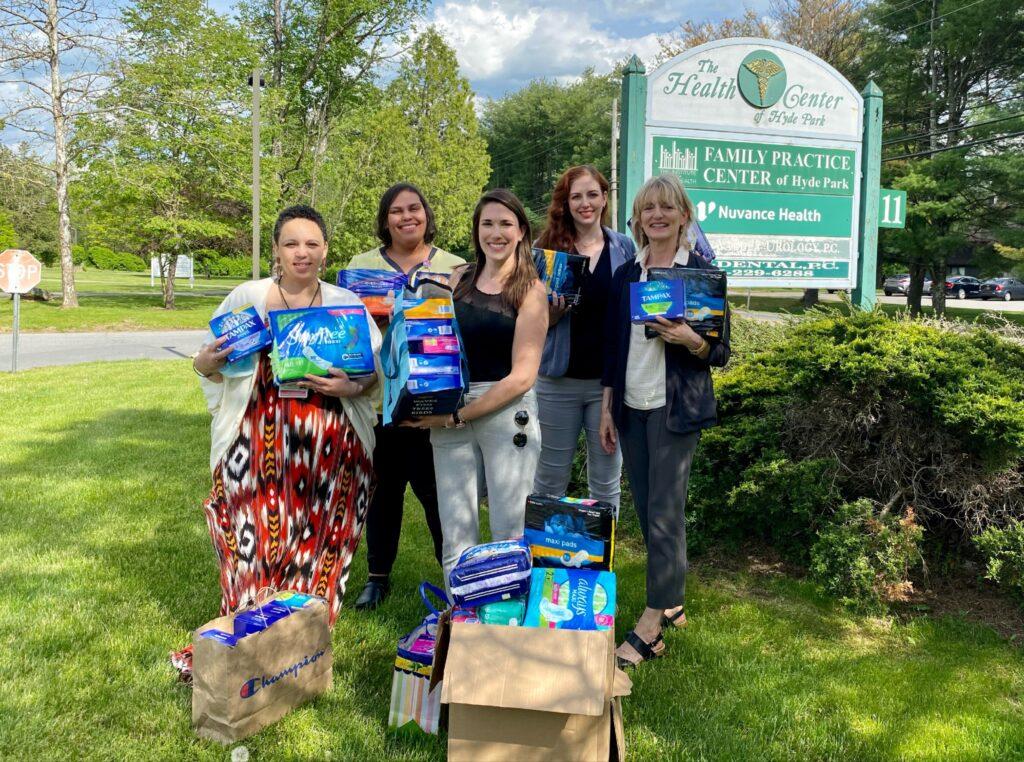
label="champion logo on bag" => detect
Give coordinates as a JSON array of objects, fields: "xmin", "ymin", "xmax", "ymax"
[{"xmin": 239, "ymin": 649, "xmax": 326, "ymax": 699}]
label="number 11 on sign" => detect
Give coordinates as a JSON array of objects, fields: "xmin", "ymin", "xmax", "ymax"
[{"xmin": 879, "ymin": 189, "xmax": 907, "ymax": 229}]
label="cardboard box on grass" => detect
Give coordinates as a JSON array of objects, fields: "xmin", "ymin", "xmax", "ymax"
[
  {"xmin": 192, "ymin": 592, "xmax": 332, "ymax": 744},
  {"xmin": 433, "ymin": 618, "xmax": 631, "ymax": 761}
]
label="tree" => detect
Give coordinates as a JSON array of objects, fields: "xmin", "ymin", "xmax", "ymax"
[
  {"xmin": 0, "ymin": 0, "xmax": 116, "ymax": 306},
  {"xmin": 386, "ymin": 28, "xmax": 490, "ymax": 250},
  {"xmin": 0, "ymin": 210, "xmax": 18, "ymax": 251},
  {"xmin": 0, "ymin": 145, "xmax": 60, "ymax": 264},
  {"xmin": 657, "ymin": 9, "xmax": 774, "ymax": 65},
  {"xmin": 482, "ymin": 70, "xmax": 619, "ymax": 221},
  {"xmin": 867, "ymin": 0, "xmax": 1024, "ymax": 315},
  {"xmin": 77, "ymin": 0, "xmax": 253, "ymax": 309}
]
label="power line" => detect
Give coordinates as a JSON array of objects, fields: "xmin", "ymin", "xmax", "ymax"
[
  {"xmin": 883, "ymin": 111, "xmax": 1024, "ymax": 146},
  {"xmin": 883, "ymin": 128, "xmax": 1024, "ymax": 161},
  {"xmin": 874, "ymin": 0, "xmax": 931, "ymax": 22},
  {"xmin": 898, "ymin": 0, "xmax": 991, "ymax": 33},
  {"xmin": 488, "ymin": 134, "xmax": 576, "ymax": 167}
]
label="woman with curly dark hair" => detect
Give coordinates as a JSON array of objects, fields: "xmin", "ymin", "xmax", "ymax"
[{"xmin": 532, "ymin": 165, "xmax": 635, "ymax": 510}]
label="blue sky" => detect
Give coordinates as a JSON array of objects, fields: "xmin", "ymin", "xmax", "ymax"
[{"xmin": 428, "ymin": 0, "xmax": 771, "ymax": 99}]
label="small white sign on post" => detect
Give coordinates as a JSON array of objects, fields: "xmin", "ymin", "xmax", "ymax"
[
  {"xmin": 151, "ymin": 254, "xmax": 196, "ymax": 288},
  {"xmin": 0, "ymin": 248, "xmax": 43, "ymax": 372}
]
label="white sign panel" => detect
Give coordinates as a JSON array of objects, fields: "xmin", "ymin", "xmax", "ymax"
[
  {"xmin": 150, "ymin": 254, "xmax": 195, "ymax": 287},
  {"xmin": 644, "ymin": 38, "xmax": 864, "ymax": 288}
]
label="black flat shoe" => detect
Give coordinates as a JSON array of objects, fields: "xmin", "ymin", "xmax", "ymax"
[{"xmin": 354, "ymin": 578, "xmax": 390, "ymax": 610}]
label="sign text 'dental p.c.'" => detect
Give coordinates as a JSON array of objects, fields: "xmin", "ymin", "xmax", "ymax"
[{"xmin": 644, "ymin": 39, "xmax": 864, "ymax": 289}]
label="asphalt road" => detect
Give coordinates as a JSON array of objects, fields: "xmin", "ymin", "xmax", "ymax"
[{"xmin": 0, "ymin": 330, "xmax": 206, "ymax": 372}]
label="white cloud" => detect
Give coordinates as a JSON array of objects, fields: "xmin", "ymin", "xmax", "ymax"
[{"xmin": 432, "ymin": 0, "xmax": 662, "ymax": 97}]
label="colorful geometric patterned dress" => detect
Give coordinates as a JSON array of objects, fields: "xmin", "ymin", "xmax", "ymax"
[{"xmin": 172, "ymin": 353, "xmax": 374, "ymax": 679}]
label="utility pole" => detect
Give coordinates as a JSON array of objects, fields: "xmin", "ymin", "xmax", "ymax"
[
  {"xmin": 251, "ymin": 68, "xmax": 262, "ymax": 280},
  {"xmin": 610, "ymin": 98, "xmax": 619, "ymax": 231}
]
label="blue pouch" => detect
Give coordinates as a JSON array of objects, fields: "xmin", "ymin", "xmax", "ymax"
[
  {"xmin": 448, "ymin": 539, "xmax": 532, "ymax": 608},
  {"xmin": 396, "ymin": 582, "xmax": 451, "ymax": 669},
  {"xmin": 524, "ymin": 568, "xmax": 616, "ymax": 631}
]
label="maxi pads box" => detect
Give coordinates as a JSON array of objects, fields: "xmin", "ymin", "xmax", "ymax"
[
  {"xmin": 524, "ymin": 494, "xmax": 616, "ymax": 571},
  {"xmin": 434, "ymin": 622, "xmax": 630, "ymax": 761}
]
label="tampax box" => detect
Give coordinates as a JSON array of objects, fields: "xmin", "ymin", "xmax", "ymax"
[
  {"xmin": 209, "ymin": 303, "xmax": 272, "ymax": 363},
  {"xmin": 629, "ymin": 279, "xmax": 686, "ymax": 323},
  {"xmin": 524, "ymin": 494, "xmax": 616, "ymax": 571},
  {"xmin": 268, "ymin": 305, "xmax": 375, "ymax": 383},
  {"xmin": 648, "ymin": 266, "xmax": 727, "ymax": 338},
  {"xmin": 534, "ymin": 248, "xmax": 588, "ymax": 306},
  {"xmin": 434, "ymin": 620, "xmax": 630, "ymax": 761}
]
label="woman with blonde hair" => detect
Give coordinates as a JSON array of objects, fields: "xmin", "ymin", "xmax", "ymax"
[{"xmin": 599, "ymin": 174, "xmax": 730, "ymax": 667}]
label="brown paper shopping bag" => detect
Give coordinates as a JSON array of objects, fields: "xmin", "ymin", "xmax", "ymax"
[{"xmin": 192, "ymin": 592, "xmax": 332, "ymax": 744}]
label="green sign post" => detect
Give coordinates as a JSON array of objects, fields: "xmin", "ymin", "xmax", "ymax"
[{"xmin": 619, "ymin": 39, "xmax": 890, "ymax": 307}]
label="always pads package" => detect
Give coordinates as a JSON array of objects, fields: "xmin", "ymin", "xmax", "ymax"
[
  {"xmin": 268, "ymin": 306, "xmax": 375, "ymax": 383},
  {"xmin": 209, "ymin": 303, "xmax": 272, "ymax": 363},
  {"xmin": 629, "ymin": 279, "xmax": 686, "ymax": 323},
  {"xmin": 524, "ymin": 494, "xmax": 616, "ymax": 571},
  {"xmin": 648, "ymin": 267, "xmax": 727, "ymax": 338},
  {"xmin": 524, "ymin": 568, "xmax": 616, "ymax": 631},
  {"xmin": 533, "ymin": 248, "xmax": 587, "ymax": 306},
  {"xmin": 448, "ymin": 539, "xmax": 532, "ymax": 608},
  {"xmin": 336, "ymin": 268, "xmax": 406, "ymax": 318}
]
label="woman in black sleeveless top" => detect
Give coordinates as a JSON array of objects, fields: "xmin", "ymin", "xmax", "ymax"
[{"xmin": 405, "ymin": 189, "xmax": 548, "ymax": 585}]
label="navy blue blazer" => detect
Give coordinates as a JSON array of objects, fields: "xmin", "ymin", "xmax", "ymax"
[{"xmin": 601, "ymin": 252, "xmax": 730, "ymax": 434}]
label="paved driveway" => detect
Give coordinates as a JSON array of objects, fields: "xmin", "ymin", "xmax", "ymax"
[{"xmin": 0, "ymin": 330, "xmax": 206, "ymax": 371}]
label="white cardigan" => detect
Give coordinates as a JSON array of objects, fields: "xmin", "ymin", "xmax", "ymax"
[{"xmin": 198, "ymin": 278, "xmax": 382, "ymax": 472}]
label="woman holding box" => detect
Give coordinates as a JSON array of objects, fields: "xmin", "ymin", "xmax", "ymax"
[
  {"xmin": 346, "ymin": 183, "xmax": 465, "ymax": 611},
  {"xmin": 599, "ymin": 174, "xmax": 730, "ymax": 667},
  {"xmin": 405, "ymin": 189, "xmax": 548, "ymax": 585},
  {"xmin": 172, "ymin": 205, "xmax": 381, "ymax": 680},
  {"xmin": 533, "ymin": 165, "xmax": 635, "ymax": 509}
]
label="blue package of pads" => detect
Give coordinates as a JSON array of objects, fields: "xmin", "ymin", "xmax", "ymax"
[
  {"xmin": 405, "ymin": 319, "xmax": 455, "ymax": 338},
  {"xmin": 448, "ymin": 538, "xmax": 532, "ymax": 607},
  {"xmin": 268, "ymin": 305, "xmax": 375, "ymax": 383},
  {"xmin": 524, "ymin": 568, "xmax": 616, "ymax": 631},
  {"xmin": 198, "ymin": 628, "xmax": 240, "ymax": 647},
  {"xmin": 629, "ymin": 280, "xmax": 686, "ymax": 323},
  {"xmin": 406, "ymin": 374, "xmax": 462, "ymax": 394},
  {"xmin": 533, "ymin": 248, "xmax": 587, "ymax": 305},
  {"xmin": 648, "ymin": 267, "xmax": 727, "ymax": 339},
  {"xmin": 524, "ymin": 494, "xmax": 616, "ymax": 571},
  {"xmin": 408, "ymin": 354, "xmax": 461, "ymax": 376},
  {"xmin": 209, "ymin": 303, "xmax": 272, "ymax": 363},
  {"xmin": 337, "ymin": 268, "xmax": 407, "ymax": 319}
]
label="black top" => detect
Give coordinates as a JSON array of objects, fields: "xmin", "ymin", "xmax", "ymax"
[
  {"xmin": 455, "ymin": 286, "xmax": 517, "ymax": 383},
  {"xmin": 565, "ymin": 236, "xmax": 612, "ymax": 380},
  {"xmin": 601, "ymin": 253, "xmax": 731, "ymax": 434}
]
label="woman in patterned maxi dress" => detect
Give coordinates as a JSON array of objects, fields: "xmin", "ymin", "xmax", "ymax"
[{"xmin": 173, "ymin": 205, "xmax": 381, "ymax": 680}]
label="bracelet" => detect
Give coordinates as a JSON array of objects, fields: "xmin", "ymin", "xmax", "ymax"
[{"xmin": 192, "ymin": 358, "xmax": 212, "ymax": 379}]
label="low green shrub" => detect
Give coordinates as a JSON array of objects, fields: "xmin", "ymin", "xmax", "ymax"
[
  {"xmin": 810, "ymin": 499, "xmax": 923, "ymax": 612},
  {"xmin": 87, "ymin": 246, "xmax": 146, "ymax": 271},
  {"xmin": 975, "ymin": 521, "xmax": 1024, "ymax": 603}
]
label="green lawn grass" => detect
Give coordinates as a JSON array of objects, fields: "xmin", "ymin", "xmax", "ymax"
[{"xmin": 1, "ymin": 361, "xmax": 1023, "ymax": 759}]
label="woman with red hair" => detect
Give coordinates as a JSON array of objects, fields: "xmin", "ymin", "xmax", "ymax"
[{"xmin": 532, "ymin": 165, "xmax": 636, "ymax": 509}]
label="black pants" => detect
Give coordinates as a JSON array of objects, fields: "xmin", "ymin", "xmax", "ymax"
[
  {"xmin": 365, "ymin": 420, "xmax": 443, "ymax": 577},
  {"xmin": 619, "ymin": 405, "xmax": 700, "ymax": 610}
]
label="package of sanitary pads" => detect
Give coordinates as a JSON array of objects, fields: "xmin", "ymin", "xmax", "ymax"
[
  {"xmin": 448, "ymin": 539, "xmax": 532, "ymax": 608},
  {"xmin": 209, "ymin": 303, "xmax": 272, "ymax": 363},
  {"xmin": 337, "ymin": 268, "xmax": 407, "ymax": 318},
  {"xmin": 629, "ymin": 279, "xmax": 686, "ymax": 323},
  {"xmin": 647, "ymin": 266, "xmax": 727, "ymax": 339},
  {"xmin": 533, "ymin": 248, "xmax": 587, "ymax": 306},
  {"xmin": 524, "ymin": 568, "xmax": 616, "ymax": 631},
  {"xmin": 268, "ymin": 306, "xmax": 375, "ymax": 383},
  {"xmin": 524, "ymin": 494, "xmax": 616, "ymax": 571}
]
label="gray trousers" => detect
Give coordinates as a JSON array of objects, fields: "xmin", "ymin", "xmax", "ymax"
[
  {"xmin": 619, "ymin": 405, "xmax": 700, "ymax": 610},
  {"xmin": 533, "ymin": 375, "xmax": 622, "ymax": 508},
  {"xmin": 431, "ymin": 382, "xmax": 541, "ymax": 584}
]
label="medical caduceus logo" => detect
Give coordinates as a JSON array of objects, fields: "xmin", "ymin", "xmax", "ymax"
[{"xmin": 737, "ymin": 50, "xmax": 787, "ymax": 109}]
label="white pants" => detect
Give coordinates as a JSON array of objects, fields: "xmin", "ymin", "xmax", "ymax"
[{"xmin": 431, "ymin": 382, "xmax": 541, "ymax": 584}]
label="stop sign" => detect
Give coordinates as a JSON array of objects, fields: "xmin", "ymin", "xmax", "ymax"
[{"xmin": 0, "ymin": 249, "xmax": 42, "ymax": 294}]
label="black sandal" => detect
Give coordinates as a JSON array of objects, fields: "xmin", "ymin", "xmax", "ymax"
[
  {"xmin": 662, "ymin": 608, "xmax": 687, "ymax": 629},
  {"xmin": 616, "ymin": 630, "xmax": 665, "ymax": 669}
]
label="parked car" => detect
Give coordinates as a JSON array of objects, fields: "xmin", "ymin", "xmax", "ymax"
[
  {"xmin": 944, "ymin": 275, "xmax": 983, "ymax": 299},
  {"xmin": 883, "ymin": 274, "xmax": 910, "ymax": 296},
  {"xmin": 922, "ymin": 278, "xmax": 933, "ymax": 296},
  {"xmin": 979, "ymin": 277, "xmax": 1024, "ymax": 302}
]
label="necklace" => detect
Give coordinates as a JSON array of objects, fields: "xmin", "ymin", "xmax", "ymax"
[{"xmin": 277, "ymin": 279, "xmax": 321, "ymax": 309}]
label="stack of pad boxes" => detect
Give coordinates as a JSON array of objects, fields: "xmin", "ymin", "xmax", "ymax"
[{"xmin": 436, "ymin": 494, "xmax": 627, "ymax": 761}]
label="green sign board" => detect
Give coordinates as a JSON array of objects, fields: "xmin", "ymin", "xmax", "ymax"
[
  {"xmin": 715, "ymin": 258, "xmax": 850, "ymax": 280},
  {"xmin": 653, "ymin": 137, "xmax": 855, "ymax": 196},
  {"xmin": 878, "ymin": 188, "xmax": 906, "ymax": 228},
  {"xmin": 687, "ymin": 189, "xmax": 853, "ymax": 237}
]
